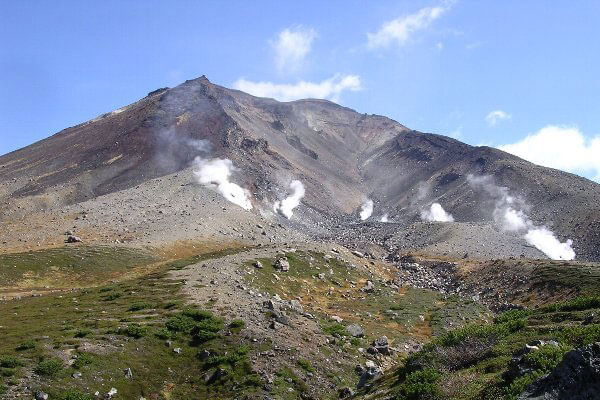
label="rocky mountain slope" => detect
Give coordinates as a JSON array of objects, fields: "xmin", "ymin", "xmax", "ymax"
[{"xmin": 1, "ymin": 76, "xmax": 599, "ymax": 260}]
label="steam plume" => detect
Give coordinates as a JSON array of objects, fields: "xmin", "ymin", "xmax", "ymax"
[
  {"xmin": 467, "ymin": 174, "xmax": 575, "ymax": 260},
  {"xmin": 420, "ymin": 202, "xmax": 454, "ymax": 222},
  {"xmin": 525, "ymin": 228, "xmax": 575, "ymax": 261},
  {"xmin": 194, "ymin": 158, "xmax": 253, "ymax": 210},
  {"xmin": 359, "ymin": 199, "xmax": 374, "ymax": 220},
  {"xmin": 274, "ymin": 180, "xmax": 305, "ymax": 219}
]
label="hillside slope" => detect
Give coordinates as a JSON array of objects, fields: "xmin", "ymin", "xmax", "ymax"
[{"xmin": 1, "ymin": 76, "xmax": 599, "ymax": 260}]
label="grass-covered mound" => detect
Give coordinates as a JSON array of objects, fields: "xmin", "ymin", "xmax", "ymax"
[{"xmin": 357, "ymin": 296, "xmax": 600, "ymax": 400}]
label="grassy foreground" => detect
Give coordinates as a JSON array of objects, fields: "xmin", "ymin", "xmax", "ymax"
[
  {"xmin": 0, "ymin": 246, "xmax": 260, "ymax": 399},
  {"xmin": 356, "ymin": 296, "xmax": 600, "ymax": 400}
]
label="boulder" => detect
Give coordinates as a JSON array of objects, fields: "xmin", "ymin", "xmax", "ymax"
[
  {"xmin": 289, "ymin": 300, "xmax": 304, "ymax": 313},
  {"xmin": 361, "ymin": 281, "xmax": 375, "ymax": 293},
  {"xmin": 275, "ymin": 258, "xmax": 290, "ymax": 272},
  {"xmin": 35, "ymin": 392, "xmax": 49, "ymax": 400},
  {"xmin": 66, "ymin": 235, "xmax": 82, "ymax": 243},
  {"xmin": 519, "ymin": 342, "xmax": 600, "ymax": 400},
  {"xmin": 346, "ymin": 323, "xmax": 364, "ymax": 338}
]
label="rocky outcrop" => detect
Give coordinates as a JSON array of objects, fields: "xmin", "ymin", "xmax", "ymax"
[{"xmin": 519, "ymin": 342, "xmax": 600, "ymax": 400}]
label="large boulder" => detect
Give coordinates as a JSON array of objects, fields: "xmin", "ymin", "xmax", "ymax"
[
  {"xmin": 519, "ymin": 342, "xmax": 600, "ymax": 400},
  {"xmin": 346, "ymin": 323, "xmax": 364, "ymax": 338}
]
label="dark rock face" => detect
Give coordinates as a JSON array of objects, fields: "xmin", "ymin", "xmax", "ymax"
[{"xmin": 519, "ymin": 342, "xmax": 600, "ymax": 400}]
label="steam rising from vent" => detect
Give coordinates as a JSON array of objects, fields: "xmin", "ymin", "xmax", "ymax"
[
  {"xmin": 193, "ymin": 158, "xmax": 253, "ymax": 210},
  {"xmin": 420, "ymin": 203, "xmax": 454, "ymax": 222},
  {"xmin": 274, "ymin": 180, "xmax": 305, "ymax": 219},
  {"xmin": 380, "ymin": 214, "xmax": 389, "ymax": 223},
  {"xmin": 525, "ymin": 228, "xmax": 575, "ymax": 261},
  {"xmin": 359, "ymin": 199, "xmax": 374, "ymax": 220},
  {"xmin": 467, "ymin": 174, "xmax": 575, "ymax": 260}
]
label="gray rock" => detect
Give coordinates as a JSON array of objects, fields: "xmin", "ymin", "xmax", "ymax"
[
  {"xmin": 357, "ymin": 360, "xmax": 382, "ymax": 388},
  {"xmin": 346, "ymin": 323, "xmax": 364, "ymax": 338},
  {"xmin": 124, "ymin": 367, "xmax": 133, "ymax": 378},
  {"xmin": 173, "ymin": 347, "xmax": 182, "ymax": 354},
  {"xmin": 253, "ymin": 260, "xmax": 264, "ymax": 269},
  {"xmin": 289, "ymin": 300, "xmax": 304, "ymax": 313},
  {"xmin": 275, "ymin": 258, "xmax": 290, "ymax": 272},
  {"xmin": 372, "ymin": 336, "xmax": 391, "ymax": 355},
  {"xmin": 198, "ymin": 349, "xmax": 211, "ymax": 360},
  {"xmin": 104, "ymin": 388, "xmax": 118, "ymax": 399},
  {"xmin": 339, "ymin": 387, "xmax": 355, "ymax": 398},
  {"xmin": 519, "ymin": 342, "xmax": 600, "ymax": 400},
  {"xmin": 361, "ymin": 280, "xmax": 375, "ymax": 292},
  {"xmin": 35, "ymin": 392, "xmax": 49, "ymax": 400},
  {"xmin": 66, "ymin": 235, "xmax": 82, "ymax": 243},
  {"xmin": 331, "ymin": 315, "xmax": 343, "ymax": 323}
]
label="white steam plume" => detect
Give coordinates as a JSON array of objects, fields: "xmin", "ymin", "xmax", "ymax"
[
  {"xmin": 467, "ymin": 174, "xmax": 575, "ymax": 260},
  {"xmin": 194, "ymin": 158, "xmax": 253, "ymax": 210},
  {"xmin": 525, "ymin": 228, "xmax": 575, "ymax": 260},
  {"xmin": 359, "ymin": 199, "xmax": 374, "ymax": 220},
  {"xmin": 380, "ymin": 214, "xmax": 389, "ymax": 223},
  {"xmin": 274, "ymin": 180, "xmax": 305, "ymax": 219},
  {"xmin": 420, "ymin": 202, "xmax": 454, "ymax": 222}
]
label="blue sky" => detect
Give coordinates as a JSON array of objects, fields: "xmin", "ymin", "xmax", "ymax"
[{"xmin": 1, "ymin": 1, "xmax": 599, "ymax": 180}]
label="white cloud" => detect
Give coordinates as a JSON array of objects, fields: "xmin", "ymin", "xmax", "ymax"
[
  {"xmin": 272, "ymin": 26, "xmax": 317, "ymax": 73},
  {"xmin": 498, "ymin": 125, "xmax": 600, "ymax": 182},
  {"xmin": 367, "ymin": 4, "xmax": 450, "ymax": 49},
  {"xmin": 233, "ymin": 74, "xmax": 361, "ymax": 102},
  {"xmin": 485, "ymin": 110, "xmax": 511, "ymax": 126}
]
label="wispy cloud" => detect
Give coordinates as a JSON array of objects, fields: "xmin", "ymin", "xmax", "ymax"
[
  {"xmin": 498, "ymin": 125, "xmax": 600, "ymax": 182},
  {"xmin": 367, "ymin": 3, "xmax": 451, "ymax": 49},
  {"xmin": 485, "ymin": 110, "xmax": 512, "ymax": 126},
  {"xmin": 271, "ymin": 26, "xmax": 317, "ymax": 74},
  {"xmin": 233, "ymin": 74, "xmax": 361, "ymax": 102}
]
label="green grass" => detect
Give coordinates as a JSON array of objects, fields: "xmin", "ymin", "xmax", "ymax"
[
  {"xmin": 0, "ymin": 245, "xmax": 265, "ymax": 399},
  {"xmin": 363, "ymin": 296, "xmax": 600, "ymax": 400},
  {"xmin": 0, "ymin": 246, "xmax": 157, "ymax": 289},
  {"xmin": 34, "ymin": 358, "xmax": 64, "ymax": 376},
  {"xmin": 296, "ymin": 358, "xmax": 315, "ymax": 373}
]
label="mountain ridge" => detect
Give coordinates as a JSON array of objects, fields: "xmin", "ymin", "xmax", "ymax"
[{"xmin": 1, "ymin": 75, "xmax": 599, "ymax": 260}]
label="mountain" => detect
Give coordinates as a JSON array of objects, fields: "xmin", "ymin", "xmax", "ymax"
[
  {"xmin": 1, "ymin": 75, "xmax": 599, "ymax": 260},
  {"xmin": 1, "ymin": 76, "xmax": 600, "ymax": 400}
]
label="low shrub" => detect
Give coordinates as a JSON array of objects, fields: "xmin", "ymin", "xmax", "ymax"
[
  {"xmin": 322, "ymin": 322, "xmax": 348, "ymax": 337},
  {"xmin": 229, "ymin": 319, "xmax": 246, "ymax": 329},
  {"xmin": 396, "ymin": 368, "xmax": 441, "ymax": 400},
  {"xmin": 15, "ymin": 340, "xmax": 36, "ymax": 351},
  {"xmin": 35, "ymin": 358, "xmax": 64, "ymax": 376},
  {"xmin": 121, "ymin": 324, "xmax": 147, "ymax": 339},
  {"xmin": 0, "ymin": 356, "xmax": 23, "ymax": 369},
  {"xmin": 297, "ymin": 358, "xmax": 315, "ymax": 373},
  {"xmin": 72, "ymin": 352, "xmax": 94, "ymax": 369},
  {"xmin": 61, "ymin": 390, "xmax": 94, "ymax": 400},
  {"xmin": 128, "ymin": 301, "xmax": 153, "ymax": 311}
]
